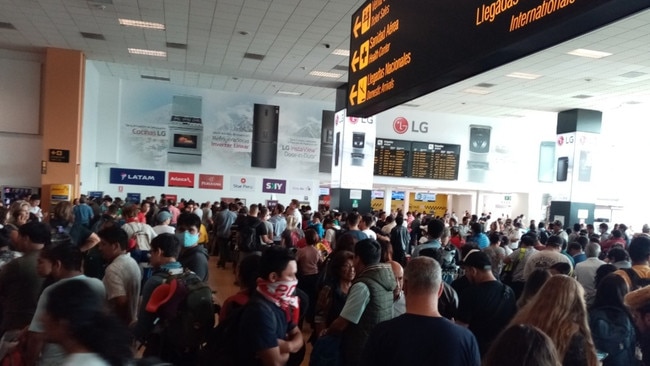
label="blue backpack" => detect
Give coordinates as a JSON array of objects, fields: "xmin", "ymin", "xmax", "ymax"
[{"xmin": 588, "ymin": 306, "xmax": 637, "ymax": 366}]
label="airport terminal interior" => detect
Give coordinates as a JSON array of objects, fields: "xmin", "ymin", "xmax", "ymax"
[{"xmin": 2, "ymin": 0, "xmax": 650, "ymax": 365}]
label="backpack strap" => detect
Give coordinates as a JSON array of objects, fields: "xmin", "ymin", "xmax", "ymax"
[{"xmin": 623, "ymin": 268, "xmax": 641, "ymax": 289}]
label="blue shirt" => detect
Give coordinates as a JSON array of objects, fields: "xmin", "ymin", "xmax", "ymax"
[
  {"xmin": 412, "ymin": 239, "xmax": 442, "ymax": 257},
  {"xmin": 73, "ymin": 204, "xmax": 94, "ymax": 225},
  {"xmin": 268, "ymin": 215, "xmax": 287, "ymax": 242},
  {"xmin": 468, "ymin": 233, "xmax": 490, "ymax": 249}
]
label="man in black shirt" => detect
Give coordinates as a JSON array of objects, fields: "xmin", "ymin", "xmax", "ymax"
[
  {"xmin": 456, "ymin": 250, "xmax": 516, "ymax": 356},
  {"xmin": 361, "ymin": 256, "xmax": 480, "ymax": 366}
]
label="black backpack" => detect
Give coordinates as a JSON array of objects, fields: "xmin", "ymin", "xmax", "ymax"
[
  {"xmin": 623, "ymin": 268, "xmax": 650, "ymax": 291},
  {"xmin": 238, "ymin": 220, "xmax": 262, "ymax": 252},
  {"xmin": 589, "ymin": 306, "xmax": 637, "ymax": 366},
  {"xmin": 199, "ymin": 297, "xmax": 271, "ymax": 366}
]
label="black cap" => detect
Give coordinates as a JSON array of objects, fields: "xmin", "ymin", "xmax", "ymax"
[{"xmin": 459, "ymin": 250, "xmax": 492, "ymax": 271}]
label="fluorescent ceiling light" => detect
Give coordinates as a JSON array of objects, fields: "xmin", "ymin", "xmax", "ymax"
[
  {"xmin": 567, "ymin": 48, "xmax": 612, "ymax": 59},
  {"xmin": 506, "ymin": 72, "xmax": 542, "ymax": 80},
  {"xmin": 277, "ymin": 90, "xmax": 303, "ymax": 96},
  {"xmin": 309, "ymin": 71, "xmax": 342, "ymax": 78},
  {"xmin": 463, "ymin": 88, "xmax": 491, "ymax": 95},
  {"xmin": 128, "ymin": 48, "xmax": 167, "ymax": 57},
  {"xmin": 119, "ymin": 19, "xmax": 165, "ymax": 30},
  {"xmin": 331, "ymin": 49, "xmax": 350, "ymax": 56}
]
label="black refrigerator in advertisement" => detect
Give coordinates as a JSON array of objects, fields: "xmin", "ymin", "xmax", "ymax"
[
  {"xmin": 251, "ymin": 104, "xmax": 279, "ymax": 169},
  {"xmin": 319, "ymin": 110, "xmax": 335, "ymax": 173}
]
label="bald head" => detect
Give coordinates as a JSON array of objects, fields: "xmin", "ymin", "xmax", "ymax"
[{"xmin": 404, "ymin": 256, "xmax": 442, "ymax": 295}]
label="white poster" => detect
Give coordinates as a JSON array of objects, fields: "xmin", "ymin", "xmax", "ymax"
[
  {"xmin": 230, "ymin": 175, "xmax": 257, "ymax": 192},
  {"xmin": 287, "ymin": 180, "xmax": 316, "ymax": 196},
  {"xmin": 554, "ymin": 132, "xmax": 575, "ymax": 202},
  {"xmin": 210, "ymin": 130, "xmax": 252, "ymax": 153},
  {"xmin": 570, "ymin": 132, "xmax": 598, "ymax": 203},
  {"xmin": 339, "ymin": 110, "xmax": 376, "ymax": 190},
  {"xmin": 279, "ymin": 136, "xmax": 320, "ymax": 163}
]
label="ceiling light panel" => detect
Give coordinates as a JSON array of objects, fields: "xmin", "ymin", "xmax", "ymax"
[
  {"xmin": 119, "ymin": 19, "xmax": 165, "ymax": 30},
  {"xmin": 331, "ymin": 49, "xmax": 350, "ymax": 56},
  {"xmin": 567, "ymin": 48, "xmax": 612, "ymax": 59},
  {"xmin": 506, "ymin": 72, "xmax": 542, "ymax": 80},
  {"xmin": 128, "ymin": 48, "xmax": 167, "ymax": 57},
  {"xmin": 463, "ymin": 88, "xmax": 491, "ymax": 95},
  {"xmin": 309, "ymin": 71, "xmax": 342, "ymax": 78},
  {"xmin": 277, "ymin": 90, "xmax": 303, "ymax": 95}
]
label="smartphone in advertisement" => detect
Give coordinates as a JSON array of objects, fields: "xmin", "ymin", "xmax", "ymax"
[
  {"xmin": 469, "ymin": 125, "xmax": 491, "ymax": 154},
  {"xmin": 557, "ymin": 157, "xmax": 569, "ymax": 182},
  {"xmin": 334, "ymin": 132, "xmax": 341, "ymax": 166}
]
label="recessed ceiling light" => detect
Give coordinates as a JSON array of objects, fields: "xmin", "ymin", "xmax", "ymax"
[
  {"xmin": 128, "ymin": 48, "xmax": 166, "ymax": 57},
  {"xmin": 331, "ymin": 49, "xmax": 350, "ymax": 56},
  {"xmin": 506, "ymin": 72, "xmax": 542, "ymax": 80},
  {"xmin": 572, "ymin": 94, "xmax": 593, "ymax": 99},
  {"xmin": 567, "ymin": 48, "xmax": 612, "ymax": 59},
  {"xmin": 238, "ymin": 31, "xmax": 249, "ymax": 36},
  {"xmin": 475, "ymin": 82, "xmax": 496, "ymax": 88},
  {"xmin": 277, "ymin": 90, "xmax": 303, "ymax": 96},
  {"xmin": 309, "ymin": 71, "xmax": 342, "ymax": 78},
  {"xmin": 620, "ymin": 71, "xmax": 647, "ymax": 78},
  {"xmin": 119, "ymin": 19, "xmax": 165, "ymax": 30},
  {"xmin": 463, "ymin": 88, "xmax": 491, "ymax": 95}
]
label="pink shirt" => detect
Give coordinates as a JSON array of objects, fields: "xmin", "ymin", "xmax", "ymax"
[{"xmin": 296, "ymin": 246, "xmax": 322, "ymax": 276}]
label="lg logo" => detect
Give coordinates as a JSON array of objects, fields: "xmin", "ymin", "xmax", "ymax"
[
  {"xmin": 393, "ymin": 117, "xmax": 429, "ymax": 134},
  {"xmin": 557, "ymin": 135, "xmax": 575, "ymax": 146}
]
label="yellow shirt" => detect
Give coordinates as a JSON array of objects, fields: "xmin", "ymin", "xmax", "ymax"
[
  {"xmin": 199, "ymin": 224, "xmax": 209, "ymax": 245},
  {"xmin": 615, "ymin": 265, "xmax": 650, "ymax": 289}
]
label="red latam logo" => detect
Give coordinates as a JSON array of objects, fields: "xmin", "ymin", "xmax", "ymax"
[
  {"xmin": 199, "ymin": 174, "xmax": 224, "ymax": 190},
  {"xmin": 168, "ymin": 172, "xmax": 194, "ymax": 188},
  {"xmin": 393, "ymin": 117, "xmax": 409, "ymax": 134}
]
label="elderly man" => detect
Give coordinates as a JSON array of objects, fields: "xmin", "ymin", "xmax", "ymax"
[{"xmin": 361, "ymin": 256, "xmax": 480, "ymax": 366}]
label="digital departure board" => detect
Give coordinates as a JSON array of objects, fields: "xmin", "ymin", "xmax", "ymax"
[
  {"xmin": 410, "ymin": 142, "xmax": 460, "ymax": 181},
  {"xmin": 373, "ymin": 138, "xmax": 461, "ymax": 181},
  {"xmin": 374, "ymin": 138, "xmax": 411, "ymax": 177},
  {"xmin": 347, "ymin": 0, "xmax": 650, "ymax": 117}
]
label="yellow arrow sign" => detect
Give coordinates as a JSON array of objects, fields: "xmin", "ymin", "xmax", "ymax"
[
  {"xmin": 353, "ymin": 16, "xmax": 362, "ymax": 38},
  {"xmin": 349, "ymin": 84, "xmax": 358, "ymax": 106},
  {"xmin": 351, "ymin": 50, "xmax": 360, "ymax": 72}
]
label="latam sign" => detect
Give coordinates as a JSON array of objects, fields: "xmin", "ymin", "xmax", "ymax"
[
  {"xmin": 199, "ymin": 174, "xmax": 224, "ymax": 190},
  {"xmin": 109, "ymin": 168, "xmax": 165, "ymax": 187},
  {"xmin": 262, "ymin": 178, "xmax": 287, "ymax": 194},
  {"xmin": 168, "ymin": 172, "xmax": 194, "ymax": 188}
]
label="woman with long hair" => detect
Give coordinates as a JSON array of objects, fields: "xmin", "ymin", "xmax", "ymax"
[
  {"xmin": 484, "ymin": 324, "xmax": 561, "ymax": 366},
  {"xmin": 42, "ymin": 279, "xmax": 133, "ymax": 365},
  {"xmin": 589, "ymin": 273, "xmax": 636, "ymax": 366},
  {"xmin": 517, "ymin": 269, "xmax": 551, "ymax": 309},
  {"xmin": 313, "ymin": 250, "xmax": 355, "ymax": 338},
  {"xmin": 281, "ymin": 215, "xmax": 304, "ymax": 249},
  {"xmin": 509, "ymin": 275, "xmax": 599, "ymax": 366}
]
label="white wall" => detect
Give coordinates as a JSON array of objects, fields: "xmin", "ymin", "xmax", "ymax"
[
  {"xmin": 0, "ymin": 49, "xmax": 43, "ymax": 188},
  {"xmin": 80, "ymin": 66, "xmax": 333, "ymax": 208}
]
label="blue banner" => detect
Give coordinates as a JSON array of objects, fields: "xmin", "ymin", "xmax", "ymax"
[
  {"xmin": 126, "ymin": 193, "xmax": 141, "ymax": 204},
  {"xmin": 109, "ymin": 168, "xmax": 165, "ymax": 187}
]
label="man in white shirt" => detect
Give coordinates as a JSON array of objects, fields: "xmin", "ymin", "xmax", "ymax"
[
  {"xmin": 359, "ymin": 214, "xmax": 377, "ymax": 240},
  {"xmin": 523, "ymin": 235, "xmax": 573, "ymax": 280},
  {"xmin": 574, "ymin": 242, "xmax": 605, "ymax": 307},
  {"xmin": 97, "ymin": 226, "xmax": 142, "ymax": 326}
]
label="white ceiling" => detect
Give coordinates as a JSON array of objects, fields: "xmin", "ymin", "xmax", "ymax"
[{"xmin": 2, "ymin": 0, "xmax": 650, "ymax": 118}]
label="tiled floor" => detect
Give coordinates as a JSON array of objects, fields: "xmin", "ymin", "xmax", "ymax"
[{"xmin": 208, "ymin": 255, "xmax": 313, "ymax": 366}]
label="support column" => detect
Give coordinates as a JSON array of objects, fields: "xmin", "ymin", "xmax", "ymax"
[
  {"xmin": 549, "ymin": 109, "xmax": 601, "ymax": 229},
  {"xmin": 40, "ymin": 48, "xmax": 85, "ymax": 214}
]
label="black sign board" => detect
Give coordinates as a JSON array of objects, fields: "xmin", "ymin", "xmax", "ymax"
[
  {"xmin": 49, "ymin": 149, "xmax": 70, "ymax": 163},
  {"xmin": 374, "ymin": 138, "xmax": 411, "ymax": 177},
  {"xmin": 410, "ymin": 142, "xmax": 461, "ymax": 181},
  {"xmin": 373, "ymin": 138, "xmax": 461, "ymax": 180},
  {"xmin": 347, "ymin": 0, "xmax": 650, "ymax": 117}
]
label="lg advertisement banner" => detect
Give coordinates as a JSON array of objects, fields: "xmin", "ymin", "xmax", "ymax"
[
  {"xmin": 554, "ymin": 132, "xmax": 575, "ymax": 202},
  {"xmin": 330, "ymin": 110, "xmax": 376, "ymax": 190}
]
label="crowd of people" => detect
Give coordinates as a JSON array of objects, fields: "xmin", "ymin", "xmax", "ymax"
[{"xmin": 0, "ymin": 193, "xmax": 650, "ymax": 366}]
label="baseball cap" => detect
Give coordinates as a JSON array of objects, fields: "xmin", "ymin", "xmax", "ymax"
[
  {"xmin": 459, "ymin": 249, "xmax": 492, "ymax": 271},
  {"xmin": 157, "ymin": 211, "xmax": 172, "ymax": 223}
]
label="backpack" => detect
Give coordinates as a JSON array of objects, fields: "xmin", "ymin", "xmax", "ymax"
[
  {"xmin": 126, "ymin": 222, "xmax": 152, "ymax": 252},
  {"xmin": 290, "ymin": 230, "xmax": 301, "ymax": 248},
  {"xmin": 539, "ymin": 229, "xmax": 551, "ymax": 245},
  {"xmin": 623, "ymin": 268, "xmax": 650, "ymax": 291},
  {"xmin": 198, "ymin": 297, "xmax": 272, "ymax": 366},
  {"xmin": 238, "ymin": 220, "xmax": 262, "ymax": 252},
  {"xmin": 589, "ymin": 306, "xmax": 637, "ymax": 366},
  {"xmin": 150, "ymin": 270, "xmax": 215, "ymax": 351}
]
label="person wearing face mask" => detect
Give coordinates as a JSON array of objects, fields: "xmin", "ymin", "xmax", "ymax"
[
  {"xmin": 237, "ymin": 246, "xmax": 304, "ymax": 366},
  {"xmin": 176, "ymin": 213, "xmax": 209, "ymax": 282}
]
